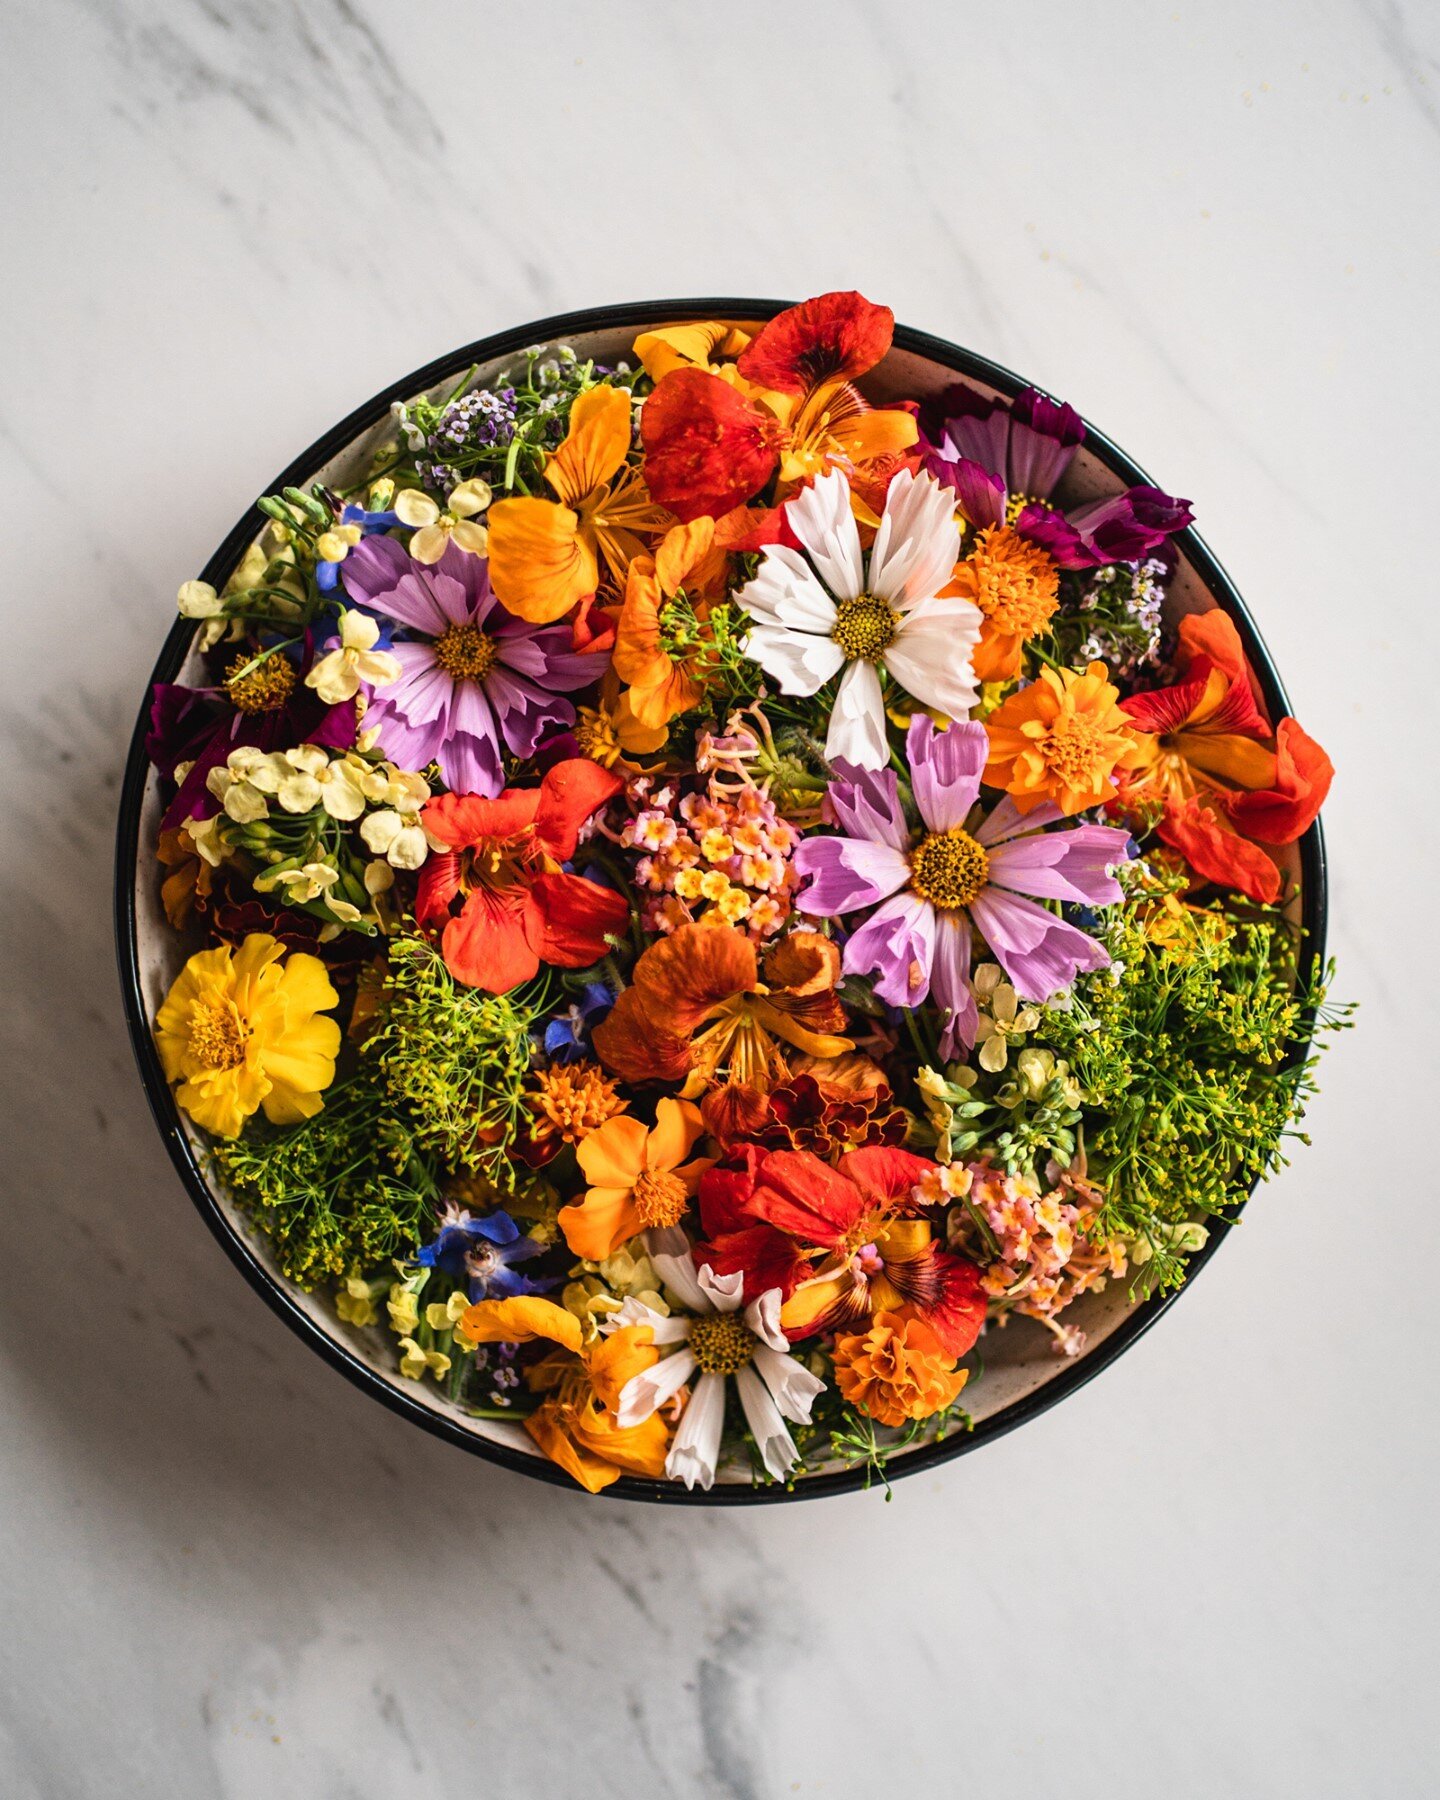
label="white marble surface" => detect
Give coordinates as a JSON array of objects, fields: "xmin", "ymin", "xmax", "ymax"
[{"xmin": 1, "ymin": 2, "xmax": 1433, "ymax": 1794}]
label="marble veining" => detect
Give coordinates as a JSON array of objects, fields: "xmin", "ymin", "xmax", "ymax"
[{"xmin": 1, "ymin": 2, "xmax": 1433, "ymax": 1795}]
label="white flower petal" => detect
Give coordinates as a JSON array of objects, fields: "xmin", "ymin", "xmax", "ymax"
[
  {"xmin": 697, "ymin": 1264, "xmax": 747, "ymax": 1315},
  {"xmin": 734, "ymin": 1366, "xmax": 801, "ymax": 1481},
  {"xmin": 601, "ymin": 1296, "xmax": 691, "ymax": 1345},
  {"xmin": 741, "ymin": 624, "xmax": 844, "ymax": 697},
  {"xmin": 664, "ymin": 1370, "xmax": 726, "ymax": 1490},
  {"xmin": 885, "ymin": 598, "xmax": 983, "ymax": 718},
  {"xmin": 752, "ymin": 1343, "xmax": 826, "ymax": 1425},
  {"xmin": 393, "ymin": 488, "xmax": 440, "ymax": 528},
  {"xmin": 618, "ymin": 1346, "xmax": 697, "ymax": 1428},
  {"xmin": 867, "ymin": 469, "xmax": 962, "ymax": 609},
  {"xmin": 743, "ymin": 1288, "xmax": 789, "ymax": 1352},
  {"xmin": 824, "ymin": 657, "xmax": 888, "ymax": 768},
  {"xmin": 734, "ymin": 546, "xmax": 838, "ymax": 634},
  {"xmin": 339, "ymin": 607, "xmax": 382, "ymax": 651},
  {"xmin": 784, "ymin": 468, "xmax": 864, "ymax": 601},
  {"xmin": 644, "ymin": 1234, "xmax": 710, "ymax": 1312}
]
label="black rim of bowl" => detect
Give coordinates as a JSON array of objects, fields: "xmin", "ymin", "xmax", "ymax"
[{"xmin": 113, "ymin": 299, "xmax": 1329, "ymax": 1504}]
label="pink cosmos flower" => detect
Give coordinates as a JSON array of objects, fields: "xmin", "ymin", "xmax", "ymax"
[
  {"xmin": 340, "ymin": 536, "xmax": 601, "ymax": 795},
  {"xmin": 792, "ymin": 716, "xmax": 1129, "ymax": 1054}
]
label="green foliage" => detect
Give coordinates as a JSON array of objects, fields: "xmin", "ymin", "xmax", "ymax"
[
  {"xmin": 213, "ymin": 1063, "xmax": 444, "ymax": 1289},
  {"xmin": 365, "ymin": 937, "xmax": 550, "ymax": 1180},
  {"xmin": 1034, "ymin": 901, "xmax": 1348, "ymax": 1289}
]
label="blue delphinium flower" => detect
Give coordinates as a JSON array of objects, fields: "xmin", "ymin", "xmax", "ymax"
[
  {"xmin": 542, "ymin": 981, "xmax": 614, "ymax": 1064},
  {"xmin": 415, "ymin": 1205, "xmax": 554, "ymax": 1301},
  {"xmin": 315, "ymin": 503, "xmax": 401, "ymax": 594}
]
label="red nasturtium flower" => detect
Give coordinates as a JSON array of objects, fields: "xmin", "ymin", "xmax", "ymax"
[
  {"xmin": 1116, "ymin": 611, "xmax": 1332, "ymax": 904},
  {"xmin": 639, "ymin": 291, "xmax": 919, "ymax": 525},
  {"xmin": 417, "ymin": 760, "xmax": 628, "ymax": 993},
  {"xmin": 694, "ymin": 1145, "xmax": 987, "ymax": 1358}
]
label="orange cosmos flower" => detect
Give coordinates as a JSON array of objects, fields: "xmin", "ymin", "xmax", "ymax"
[
  {"xmin": 1116, "ymin": 610, "xmax": 1332, "ymax": 903},
  {"xmin": 486, "ymin": 385, "xmax": 669, "ymax": 624},
  {"xmin": 461, "ymin": 1296, "xmax": 670, "ymax": 1492},
  {"xmin": 558, "ymin": 1097, "xmax": 713, "ymax": 1260},
  {"xmin": 831, "ymin": 1310, "xmax": 969, "ymax": 1427},
  {"xmin": 613, "ymin": 517, "xmax": 729, "ymax": 731},
  {"xmin": 638, "ymin": 292, "xmax": 918, "ymax": 524},
  {"xmin": 983, "ymin": 660, "xmax": 1139, "ymax": 815},
  {"xmin": 592, "ymin": 922, "xmax": 852, "ymax": 1098},
  {"xmin": 942, "ymin": 523, "xmax": 1060, "ymax": 681}
]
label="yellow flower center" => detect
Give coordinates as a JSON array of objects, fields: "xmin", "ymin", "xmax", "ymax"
[
  {"xmin": 573, "ymin": 706, "xmax": 622, "ymax": 769},
  {"xmin": 224, "ymin": 652, "xmax": 296, "ymax": 714},
  {"xmin": 688, "ymin": 1312, "xmax": 758, "ymax": 1377},
  {"xmin": 909, "ymin": 827, "xmax": 990, "ymax": 909},
  {"xmin": 1004, "ymin": 490, "xmax": 1044, "ymax": 526},
  {"xmin": 633, "ymin": 1167, "xmax": 689, "ymax": 1230},
  {"xmin": 1040, "ymin": 713, "xmax": 1107, "ymax": 787},
  {"xmin": 831, "ymin": 594, "xmax": 898, "ymax": 661},
  {"xmin": 186, "ymin": 993, "xmax": 250, "ymax": 1070},
  {"xmin": 963, "ymin": 526, "xmax": 1059, "ymax": 638},
  {"xmin": 433, "ymin": 623, "xmax": 498, "ymax": 683}
]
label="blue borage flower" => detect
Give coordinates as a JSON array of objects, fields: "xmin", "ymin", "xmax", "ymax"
[
  {"xmin": 315, "ymin": 502, "xmax": 401, "ymax": 593},
  {"xmin": 542, "ymin": 980, "xmax": 614, "ymax": 1064},
  {"xmin": 415, "ymin": 1204, "xmax": 553, "ymax": 1301}
]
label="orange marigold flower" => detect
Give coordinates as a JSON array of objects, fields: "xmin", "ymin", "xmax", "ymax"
[
  {"xmin": 613, "ymin": 517, "xmax": 729, "ymax": 730},
  {"xmin": 983, "ymin": 660, "xmax": 1139, "ymax": 815},
  {"xmin": 943, "ymin": 523, "xmax": 1060, "ymax": 681},
  {"xmin": 558, "ymin": 1097, "xmax": 713, "ymax": 1261},
  {"xmin": 592, "ymin": 922, "xmax": 852, "ymax": 1098},
  {"xmin": 486, "ymin": 385, "xmax": 669, "ymax": 623},
  {"xmin": 831, "ymin": 1309, "xmax": 969, "ymax": 1427},
  {"xmin": 527, "ymin": 1059, "xmax": 629, "ymax": 1151}
]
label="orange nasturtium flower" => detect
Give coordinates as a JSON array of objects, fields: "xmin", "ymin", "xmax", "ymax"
[
  {"xmin": 460, "ymin": 1296, "xmax": 670, "ymax": 1493},
  {"xmin": 1116, "ymin": 610, "xmax": 1333, "ymax": 904},
  {"xmin": 638, "ymin": 291, "xmax": 919, "ymax": 525},
  {"xmin": 613, "ymin": 517, "xmax": 730, "ymax": 731},
  {"xmin": 558, "ymin": 1097, "xmax": 713, "ymax": 1261},
  {"xmin": 486, "ymin": 385, "xmax": 669, "ymax": 623},
  {"xmin": 983, "ymin": 660, "xmax": 1139, "ymax": 816},
  {"xmin": 592, "ymin": 921, "xmax": 852, "ymax": 1098}
]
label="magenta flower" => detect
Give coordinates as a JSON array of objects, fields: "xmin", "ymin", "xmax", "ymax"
[
  {"xmin": 792, "ymin": 716, "xmax": 1129, "ymax": 1055},
  {"xmin": 923, "ymin": 384, "xmax": 1193, "ymax": 569},
  {"xmin": 340, "ymin": 536, "xmax": 602, "ymax": 795}
]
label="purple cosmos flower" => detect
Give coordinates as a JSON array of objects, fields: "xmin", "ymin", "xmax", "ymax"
[
  {"xmin": 415, "ymin": 1205, "xmax": 554, "ymax": 1302},
  {"xmin": 792, "ymin": 716, "xmax": 1130, "ymax": 1055},
  {"xmin": 340, "ymin": 536, "xmax": 604, "ymax": 795},
  {"xmin": 922, "ymin": 384, "xmax": 1193, "ymax": 569}
]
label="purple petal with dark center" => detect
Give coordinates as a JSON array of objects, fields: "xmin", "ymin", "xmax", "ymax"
[
  {"xmin": 925, "ymin": 451, "xmax": 1006, "ymax": 529},
  {"xmin": 373, "ymin": 707, "xmax": 449, "ymax": 778},
  {"xmin": 1006, "ymin": 387, "xmax": 1085, "ymax": 499},
  {"xmin": 485, "ymin": 665, "xmax": 577, "ymax": 759},
  {"xmin": 932, "ymin": 912, "xmax": 978, "ymax": 1057},
  {"xmin": 1015, "ymin": 503, "xmax": 1091, "ymax": 569},
  {"xmin": 339, "ymin": 535, "xmax": 411, "ymax": 608},
  {"xmin": 437, "ymin": 728, "xmax": 504, "ymax": 797},
  {"xmin": 1064, "ymin": 487, "xmax": 1195, "ymax": 566},
  {"xmin": 975, "ymin": 794, "xmax": 1066, "ymax": 846}
]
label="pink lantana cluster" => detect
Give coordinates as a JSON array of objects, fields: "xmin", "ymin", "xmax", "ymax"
[
  {"xmin": 620, "ymin": 777, "xmax": 801, "ymax": 941},
  {"xmin": 943, "ymin": 1161, "xmax": 1128, "ymax": 1356}
]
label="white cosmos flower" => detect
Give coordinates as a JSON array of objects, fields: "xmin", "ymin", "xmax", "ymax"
[
  {"xmin": 604, "ymin": 1231, "xmax": 825, "ymax": 1491},
  {"xmin": 734, "ymin": 467, "xmax": 982, "ymax": 768}
]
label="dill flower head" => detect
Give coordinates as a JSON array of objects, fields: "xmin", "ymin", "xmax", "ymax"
[
  {"xmin": 153, "ymin": 933, "xmax": 340, "ymax": 1139},
  {"xmin": 527, "ymin": 1060, "xmax": 629, "ymax": 1150}
]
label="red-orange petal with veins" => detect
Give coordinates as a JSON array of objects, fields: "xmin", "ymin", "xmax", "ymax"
[
  {"xmin": 640, "ymin": 370, "xmax": 779, "ymax": 522},
  {"xmin": 1222, "ymin": 716, "xmax": 1334, "ymax": 845},
  {"xmin": 1158, "ymin": 798, "xmax": 1282, "ymax": 904},
  {"xmin": 737, "ymin": 291, "xmax": 895, "ymax": 395}
]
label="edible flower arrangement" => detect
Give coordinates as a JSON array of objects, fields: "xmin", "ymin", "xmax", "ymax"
[{"xmin": 143, "ymin": 293, "xmax": 1341, "ymax": 1494}]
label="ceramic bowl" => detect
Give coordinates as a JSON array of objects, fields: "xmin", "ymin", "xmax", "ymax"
[{"xmin": 114, "ymin": 301, "xmax": 1327, "ymax": 1501}]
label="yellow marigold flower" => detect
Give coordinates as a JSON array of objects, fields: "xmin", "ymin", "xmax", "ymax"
[
  {"xmin": 153, "ymin": 934, "xmax": 341, "ymax": 1140},
  {"xmin": 832, "ymin": 1310, "xmax": 969, "ymax": 1427},
  {"xmin": 983, "ymin": 660, "xmax": 1138, "ymax": 815},
  {"xmin": 526, "ymin": 1059, "xmax": 629, "ymax": 1151}
]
